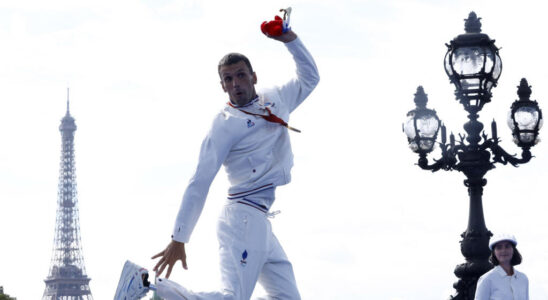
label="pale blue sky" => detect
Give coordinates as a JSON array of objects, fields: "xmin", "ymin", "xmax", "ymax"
[{"xmin": 1, "ymin": 1, "xmax": 547, "ymax": 299}]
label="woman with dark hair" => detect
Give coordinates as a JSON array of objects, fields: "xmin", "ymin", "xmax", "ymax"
[{"xmin": 475, "ymin": 233, "xmax": 529, "ymax": 300}]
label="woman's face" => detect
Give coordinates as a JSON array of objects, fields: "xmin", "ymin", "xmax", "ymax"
[{"xmin": 494, "ymin": 241, "xmax": 514, "ymax": 266}]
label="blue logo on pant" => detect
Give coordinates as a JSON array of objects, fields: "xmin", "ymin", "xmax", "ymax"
[{"xmin": 240, "ymin": 250, "xmax": 248, "ymax": 266}]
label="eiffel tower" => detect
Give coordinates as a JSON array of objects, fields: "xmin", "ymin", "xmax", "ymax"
[{"xmin": 43, "ymin": 90, "xmax": 93, "ymax": 300}]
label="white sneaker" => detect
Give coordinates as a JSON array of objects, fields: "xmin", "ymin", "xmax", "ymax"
[{"xmin": 114, "ymin": 260, "xmax": 151, "ymax": 300}]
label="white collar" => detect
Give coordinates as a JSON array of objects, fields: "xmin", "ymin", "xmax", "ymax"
[
  {"xmin": 495, "ymin": 265, "xmax": 519, "ymax": 278},
  {"xmin": 229, "ymin": 96, "xmax": 259, "ymax": 108}
]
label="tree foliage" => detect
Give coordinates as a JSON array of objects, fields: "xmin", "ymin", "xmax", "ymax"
[
  {"xmin": 0, "ymin": 286, "xmax": 15, "ymax": 300},
  {"xmin": 0, "ymin": 293, "xmax": 16, "ymax": 300}
]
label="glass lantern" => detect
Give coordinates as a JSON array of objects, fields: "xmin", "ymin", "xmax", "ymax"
[
  {"xmin": 508, "ymin": 78, "xmax": 543, "ymax": 147},
  {"xmin": 444, "ymin": 12, "xmax": 502, "ymax": 112},
  {"xmin": 403, "ymin": 86, "xmax": 441, "ymax": 153}
]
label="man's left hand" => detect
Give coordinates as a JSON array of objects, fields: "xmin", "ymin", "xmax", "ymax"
[
  {"xmin": 267, "ymin": 30, "xmax": 297, "ymax": 43},
  {"xmin": 152, "ymin": 240, "xmax": 187, "ymax": 278}
]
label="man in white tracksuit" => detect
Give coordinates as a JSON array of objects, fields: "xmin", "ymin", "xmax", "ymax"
[{"xmin": 152, "ymin": 28, "xmax": 319, "ymax": 299}]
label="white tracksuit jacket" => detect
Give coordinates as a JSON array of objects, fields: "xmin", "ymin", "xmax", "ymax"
[{"xmin": 172, "ymin": 37, "xmax": 319, "ymax": 243}]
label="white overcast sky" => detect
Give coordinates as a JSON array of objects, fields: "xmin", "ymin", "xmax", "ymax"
[{"xmin": 1, "ymin": 0, "xmax": 548, "ymax": 299}]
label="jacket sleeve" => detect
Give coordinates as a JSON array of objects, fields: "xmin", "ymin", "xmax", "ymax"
[
  {"xmin": 171, "ymin": 113, "xmax": 238, "ymax": 243},
  {"xmin": 525, "ymin": 273, "xmax": 530, "ymax": 300},
  {"xmin": 277, "ymin": 37, "xmax": 320, "ymax": 113},
  {"xmin": 474, "ymin": 275, "xmax": 490, "ymax": 300}
]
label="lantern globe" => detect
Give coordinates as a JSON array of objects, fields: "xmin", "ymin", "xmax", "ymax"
[
  {"xmin": 444, "ymin": 12, "xmax": 502, "ymax": 112},
  {"xmin": 508, "ymin": 78, "xmax": 543, "ymax": 147},
  {"xmin": 403, "ymin": 87, "xmax": 441, "ymax": 153}
]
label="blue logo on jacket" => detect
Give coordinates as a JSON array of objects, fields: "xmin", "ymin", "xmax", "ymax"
[{"xmin": 247, "ymin": 119, "xmax": 255, "ymax": 128}]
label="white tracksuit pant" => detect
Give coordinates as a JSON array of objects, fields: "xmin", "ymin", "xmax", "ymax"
[{"xmin": 157, "ymin": 201, "xmax": 300, "ymax": 300}]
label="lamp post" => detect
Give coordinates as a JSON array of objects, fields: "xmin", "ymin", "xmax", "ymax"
[{"xmin": 403, "ymin": 12, "xmax": 543, "ymax": 300}]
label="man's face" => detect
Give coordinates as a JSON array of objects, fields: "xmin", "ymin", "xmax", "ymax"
[{"xmin": 219, "ymin": 61, "xmax": 257, "ymax": 106}]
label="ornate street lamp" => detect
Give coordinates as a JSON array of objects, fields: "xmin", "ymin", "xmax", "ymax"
[{"xmin": 404, "ymin": 12, "xmax": 542, "ymax": 300}]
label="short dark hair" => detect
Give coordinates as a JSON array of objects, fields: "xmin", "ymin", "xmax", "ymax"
[
  {"xmin": 489, "ymin": 244, "xmax": 522, "ymax": 266},
  {"xmin": 218, "ymin": 53, "xmax": 254, "ymax": 77}
]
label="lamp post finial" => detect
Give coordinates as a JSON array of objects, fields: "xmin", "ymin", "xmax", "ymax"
[
  {"xmin": 464, "ymin": 11, "xmax": 482, "ymax": 33},
  {"xmin": 517, "ymin": 78, "xmax": 532, "ymax": 101},
  {"xmin": 414, "ymin": 86, "xmax": 428, "ymax": 109}
]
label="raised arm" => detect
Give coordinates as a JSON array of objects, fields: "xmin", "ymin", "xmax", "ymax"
[
  {"xmin": 267, "ymin": 30, "xmax": 320, "ymax": 113},
  {"xmin": 266, "ymin": 29, "xmax": 298, "ymax": 43}
]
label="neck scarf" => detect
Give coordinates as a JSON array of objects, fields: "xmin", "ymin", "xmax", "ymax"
[{"xmin": 227, "ymin": 101, "xmax": 301, "ymax": 133}]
